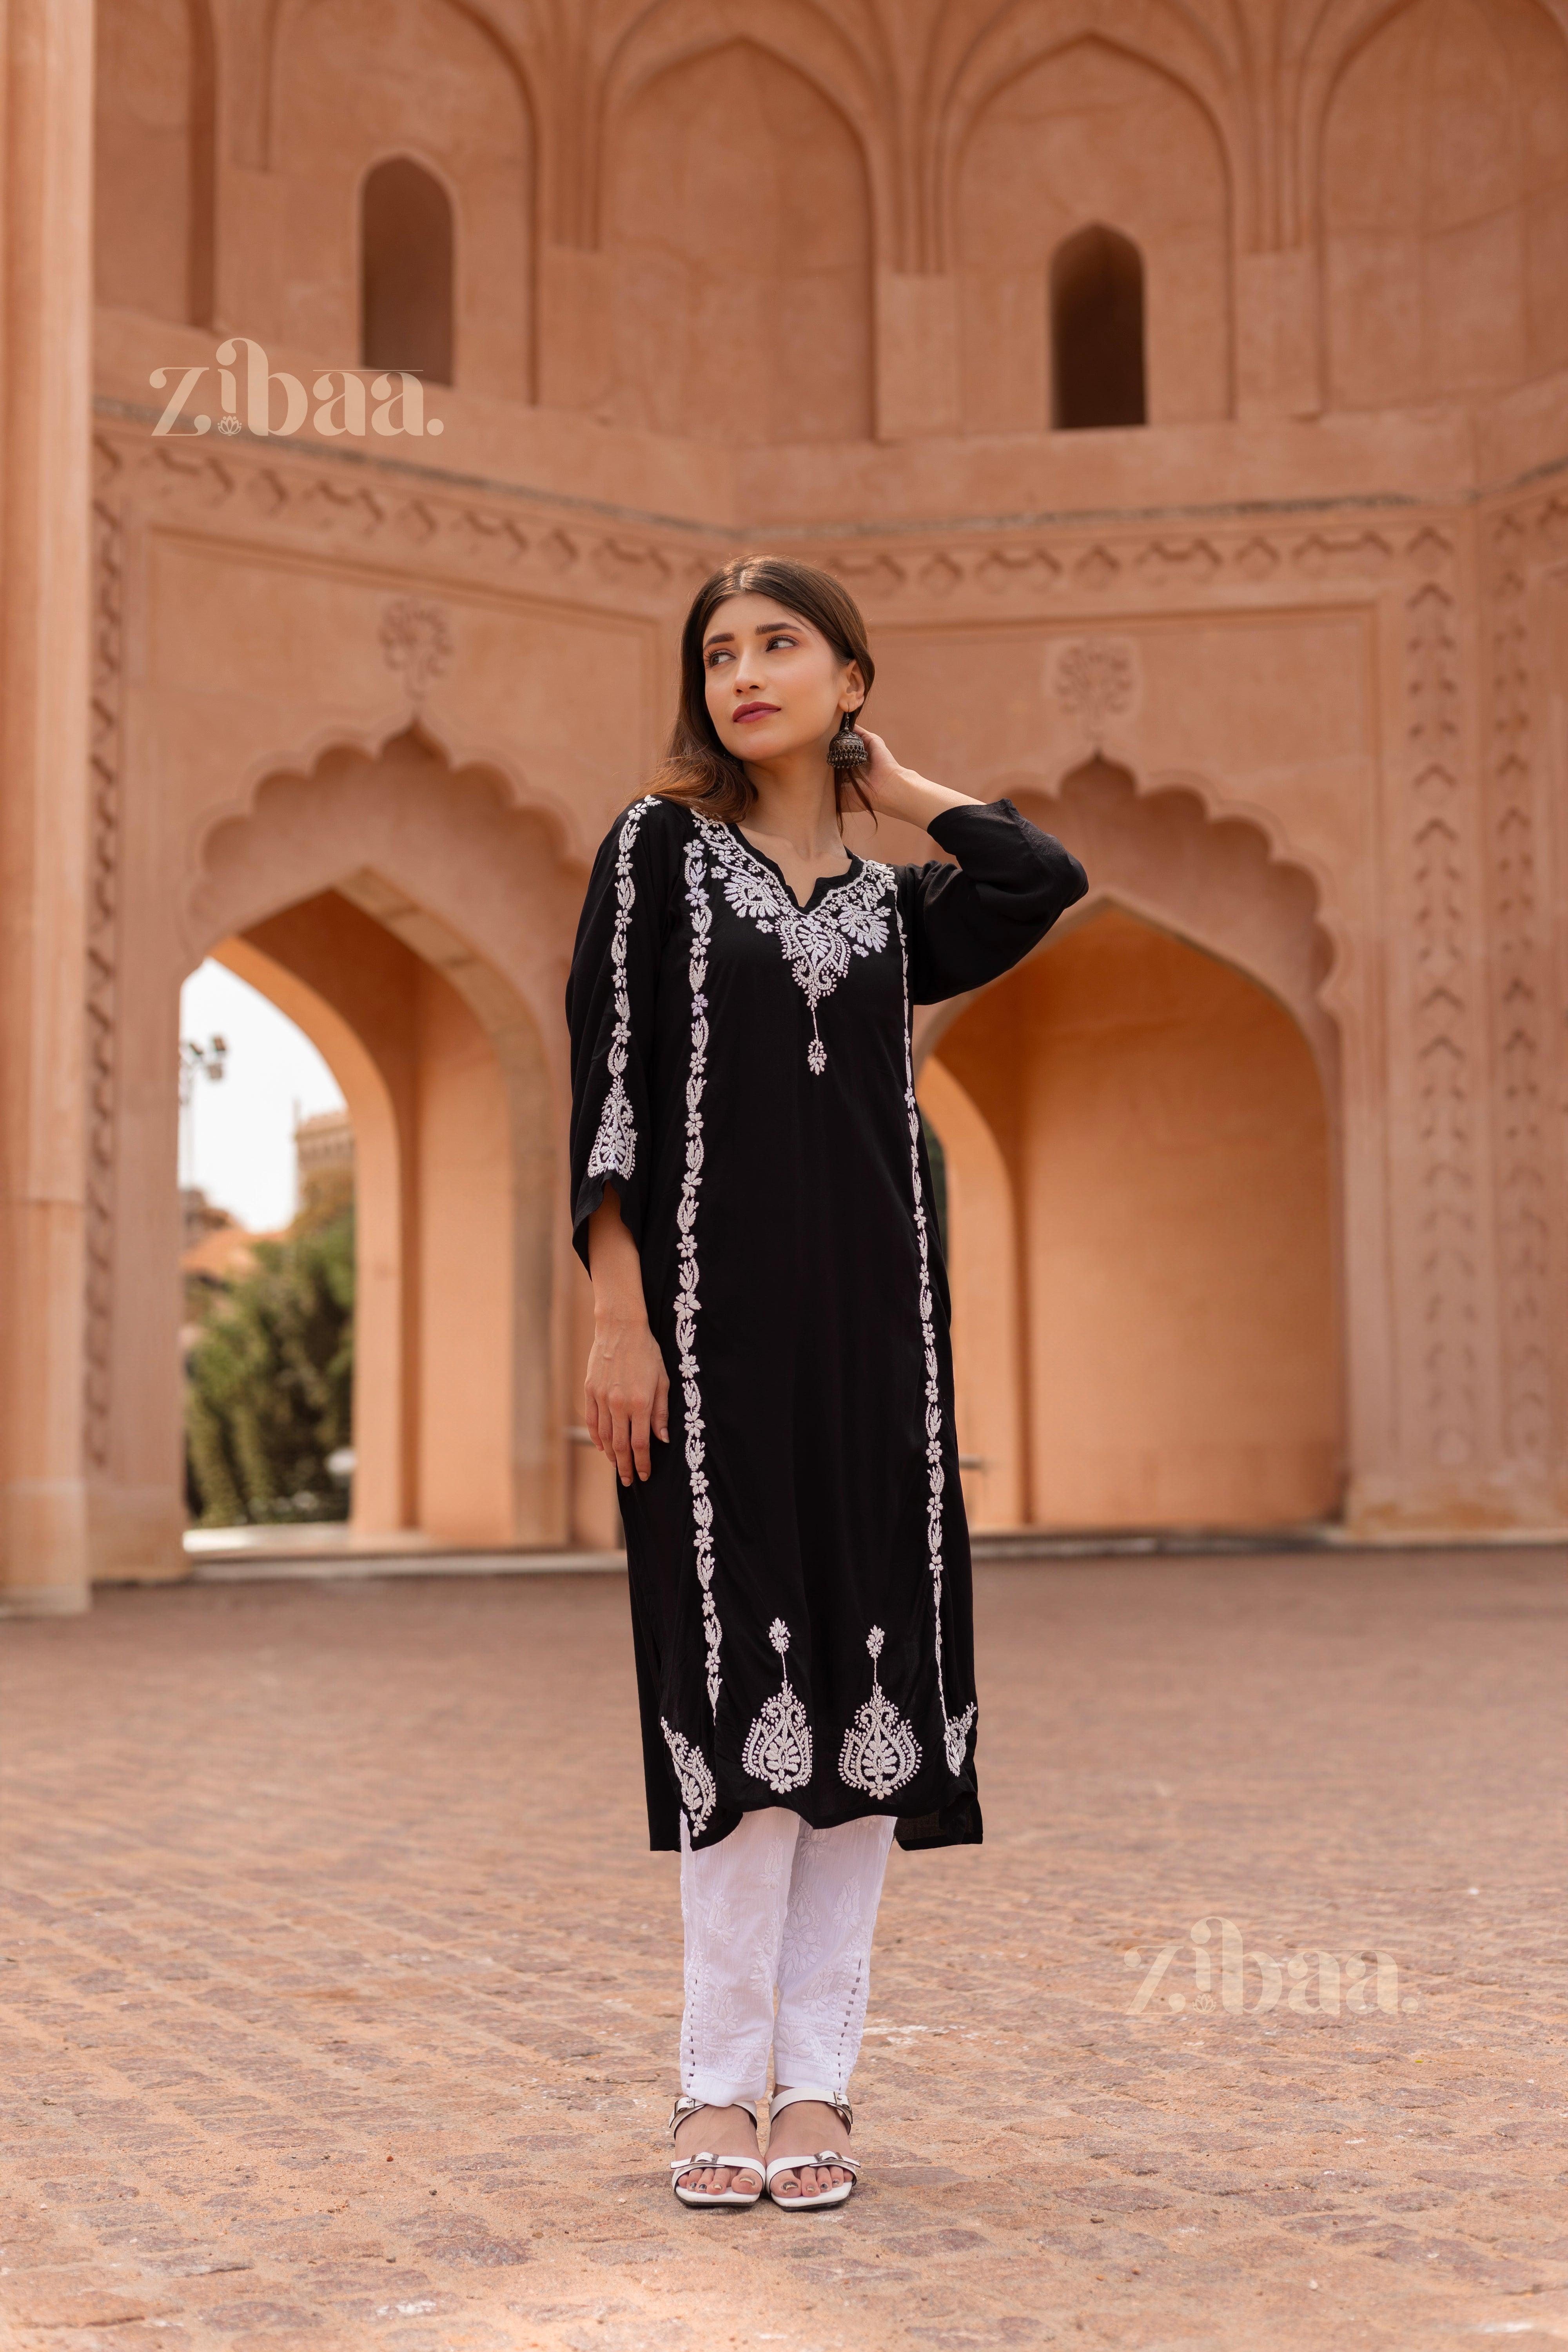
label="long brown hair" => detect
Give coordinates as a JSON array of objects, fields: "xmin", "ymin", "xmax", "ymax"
[{"xmin": 651, "ymin": 555, "xmax": 876, "ymax": 825}]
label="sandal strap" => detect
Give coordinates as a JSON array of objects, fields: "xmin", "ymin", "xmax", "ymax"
[
  {"xmin": 667, "ymin": 2094, "xmax": 758, "ymax": 2137},
  {"xmin": 768, "ymin": 2086, "xmax": 852, "ymax": 2130},
  {"xmin": 670, "ymin": 2152, "xmax": 762, "ymax": 2176}
]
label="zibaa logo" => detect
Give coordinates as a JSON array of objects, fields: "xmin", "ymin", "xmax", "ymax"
[{"xmin": 150, "ymin": 338, "xmax": 442, "ymax": 440}]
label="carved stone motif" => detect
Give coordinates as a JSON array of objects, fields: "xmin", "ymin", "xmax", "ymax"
[
  {"xmin": 1051, "ymin": 636, "xmax": 1139, "ymax": 742},
  {"xmin": 1403, "ymin": 575, "xmax": 1478, "ymax": 1470},
  {"xmin": 1485, "ymin": 506, "xmax": 1552, "ymax": 1466},
  {"xmin": 84, "ymin": 450, "xmax": 125, "ymax": 1472},
  {"xmin": 379, "ymin": 596, "xmax": 453, "ymax": 701}
]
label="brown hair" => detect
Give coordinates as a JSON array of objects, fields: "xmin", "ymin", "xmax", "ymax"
[{"xmin": 651, "ymin": 555, "xmax": 876, "ymax": 825}]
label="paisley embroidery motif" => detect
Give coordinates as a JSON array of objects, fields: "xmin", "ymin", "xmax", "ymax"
[
  {"xmin": 675, "ymin": 840, "xmax": 722, "ymax": 1717},
  {"xmin": 895, "ymin": 901, "xmax": 977, "ymax": 1779},
  {"xmin": 742, "ymin": 1618, "xmax": 813, "ymax": 1793},
  {"xmin": 586, "ymin": 796, "xmax": 656, "ymax": 1181},
  {"xmin": 838, "ymin": 1626, "xmax": 921, "ymax": 1799},
  {"xmin": 662, "ymin": 1716, "xmax": 717, "ymax": 1837},
  {"xmin": 697, "ymin": 818, "xmax": 893, "ymax": 1074}
]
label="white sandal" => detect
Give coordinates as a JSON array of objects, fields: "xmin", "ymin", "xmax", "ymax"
[
  {"xmin": 668, "ymin": 2096, "xmax": 764, "ymax": 2208},
  {"xmin": 763, "ymin": 2089, "xmax": 859, "ymax": 2211}
]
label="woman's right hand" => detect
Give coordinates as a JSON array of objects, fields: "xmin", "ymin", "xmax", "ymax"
[
  {"xmin": 585, "ymin": 1190, "xmax": 669, "ymax": 1485},
  {"xmin": 585, "ymin": 1309, "xmax": 670, "ymax": 1486}
]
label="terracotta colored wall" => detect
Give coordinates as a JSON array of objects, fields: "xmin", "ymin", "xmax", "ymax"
[{"xmin": 937, "ymin": 909, "xmax": 1342, "ymax": 1529}]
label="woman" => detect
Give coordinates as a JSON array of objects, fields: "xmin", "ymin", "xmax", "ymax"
[{"xmin": 566, "ymin": 556, "xmax": 1087, "ymax": 2210}]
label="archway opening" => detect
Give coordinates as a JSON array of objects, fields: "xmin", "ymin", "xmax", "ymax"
[
  {"xmin": 933, "ymin": 902, "xmax": 1341, "ymax": 1530},
  {"xmin": 181, "ymin": 884, "xmax": 532, "ymax": 1547},
  {"xmin": 361, "ymin": 154, "xmax": 454, "ymax": 384},
  {"xmin": 178, "ymin": 955, "xmax": 354, "ymax": 1532},
  {"xmin": 1051, "ymin": 223, "xmax": 1147, "ymax": 429}
]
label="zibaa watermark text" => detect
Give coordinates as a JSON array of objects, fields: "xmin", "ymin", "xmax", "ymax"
[
  {"xmin": 150, "ymin": 338, "xmax": 442, "ymax": 440},
  {"xmin": 1125, "ymin": 1917, "xmax": 1418, "ymax": 2018}
]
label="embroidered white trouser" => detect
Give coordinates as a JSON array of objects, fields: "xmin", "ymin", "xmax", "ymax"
[{"xmin": 678, "ymin": 1805, "xmax": 897, "ymax": 2110}]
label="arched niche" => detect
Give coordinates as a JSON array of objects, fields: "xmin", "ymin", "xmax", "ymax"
[
  {"xmin": 1051, "ymin": 223, "xmax": 1147, "ymax": 428},
  {"xmin": 1319, "ymin": 0, "xmax": 1568, "ymax": 406},
  {"xmin": 361, "ymin": 155, "xmax": 455, "ymax": 384},
  {"xmin": 951, "ymin": 34, "xmax": 1232, "ymax": 431},
  {"xmin": 599, "ymin": 37, "xmax": 874, "ymax": 443},
  {"xmin": 94, "ymin": 0, "xmax": 216, "ymax": 324},
  {"xmin": 188, "ymin": 728, "xmax": 590, "ymax": 1550}
]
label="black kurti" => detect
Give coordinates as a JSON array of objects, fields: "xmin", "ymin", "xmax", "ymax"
[{"xmin": 566, "ymin": 794, "xmax": 1087, "ymax": 1853}]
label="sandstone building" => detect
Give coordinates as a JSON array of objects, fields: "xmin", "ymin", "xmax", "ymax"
[{"xmin": 2, "ymin": 0, "xmax": 1565, "ymax": 1611}]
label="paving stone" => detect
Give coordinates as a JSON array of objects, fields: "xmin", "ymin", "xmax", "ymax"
[{"xmin": 0, "ymin": 1550, "xmax": 1564, "ymax": 2349}]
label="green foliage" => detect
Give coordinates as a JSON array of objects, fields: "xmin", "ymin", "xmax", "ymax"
[{"xmin": 185, "ymin": 1207, "xmax": 355, "ymax": 1526}]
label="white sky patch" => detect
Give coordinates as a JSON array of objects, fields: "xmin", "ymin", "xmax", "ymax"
[{"xmin": 179, "ymin": 959, "xmax": 345, "ymax": 1233}]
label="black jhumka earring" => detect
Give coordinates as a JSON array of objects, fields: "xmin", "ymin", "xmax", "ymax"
[{"xmin": 828, "ymin": 706, "xmax": 868, "ymax": 769}]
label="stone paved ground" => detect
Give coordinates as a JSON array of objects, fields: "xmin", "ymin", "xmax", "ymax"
[{"xmin": 2, "ymin": 1549, "xmax": 1565, "ymax": 2352}]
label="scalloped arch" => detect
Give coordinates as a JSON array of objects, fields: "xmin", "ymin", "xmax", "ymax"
[
  {"xmin": 187, "ymin": 709, "xmax": 581, "ymax": 896},
  {"xmin": 183, "ymin": 721, "xmax": 588, "ymax": 1085},
  {"xmin": 914, "ymin": 757, "xmax": 1342, "ymax": 1100}
]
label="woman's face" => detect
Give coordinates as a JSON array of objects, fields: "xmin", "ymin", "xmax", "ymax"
[{"xmin": 701, "ymin": 593, "xmax": 862, "ymax": 765}]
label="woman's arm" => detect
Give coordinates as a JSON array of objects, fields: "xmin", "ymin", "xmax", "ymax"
[
  {"xmin": 584, "ymin": 1189, "xmax": 670, "ymax": 1486},
  {"xmin": 851, "ymin": 728, "xmax": 978, "ymax": 832},
  {"xmin": 851, "ymin": 726, "xmax": 1087, "ymax": 1002}
]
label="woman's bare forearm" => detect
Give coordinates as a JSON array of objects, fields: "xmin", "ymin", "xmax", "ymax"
[{"xmin": 588, "ymin": 1191, "xmax": 648, "ymax": 1324}]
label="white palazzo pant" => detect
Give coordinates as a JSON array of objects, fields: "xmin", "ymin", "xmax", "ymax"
[{"xmin": 678, "ymin": 1806, "xmax": 897, "ymax": 2111}]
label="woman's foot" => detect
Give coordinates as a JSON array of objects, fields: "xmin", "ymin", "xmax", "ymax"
[
  {"xmin": 671, "ymin": 2102, "xmax": 762, "ymax": 2198},
  {"xmin": 765, "ymin": 2097, "xmax": 852, "ymax": 2201}
]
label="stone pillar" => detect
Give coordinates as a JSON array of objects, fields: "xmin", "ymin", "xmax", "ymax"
[{"xmin": 0, "ymin": 0, "xmax": 94, "ymax": 1613}]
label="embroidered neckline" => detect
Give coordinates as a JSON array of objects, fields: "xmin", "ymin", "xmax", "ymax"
[
  {"xmin": 695, "ymin": 815, "xmax": 894, "ymax": 1075},
  {"xmin": 728, "ymin": 825, "xmax": 862, "ymax": 911}
]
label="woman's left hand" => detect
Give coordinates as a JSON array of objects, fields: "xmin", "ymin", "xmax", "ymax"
[{"xmin": 849, "ymin": 728, "xmax": 979, "ymax": 833}]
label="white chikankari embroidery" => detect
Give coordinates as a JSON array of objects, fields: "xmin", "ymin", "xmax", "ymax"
[
  {"xmin": 662, "ymin": 1717, "xmax": 717, "ymax": 1837},
  {"xmin": 742, "ymin": 1619, "xmax": 813, "ymax": 1793},
  {"xmin": 586, "ymin": 795, "xmax": 656, "ymax": 1183},
  {"xmin": 675, "ymin": 840, "xmax": 723, "ymax": 1719},
  {"xmin": 697, "ymin": 818, "xmax": 893, "ymax": 1074},
  {"xmin": 838, "ymin": 1626, "xmax": 921, "ymax": 1799},
  {"xmin": 895, "ymin": 902, "xmax": 977, "ymax": 1778}
]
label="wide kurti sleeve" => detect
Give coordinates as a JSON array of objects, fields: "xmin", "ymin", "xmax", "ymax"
[
  {"xmin": 901, "ymin": 796, "xmax": 1087, "ymax": 1002},
  {"xmin": 565, "ymin": 795, "xmax": 672, "ymax": 1270}
]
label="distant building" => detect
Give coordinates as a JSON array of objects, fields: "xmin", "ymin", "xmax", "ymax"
[{"xmin": 294, "ymin": 1110, "xmax": 355, "ymax": 1195}]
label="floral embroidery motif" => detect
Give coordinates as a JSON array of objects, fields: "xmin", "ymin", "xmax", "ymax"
[
  {"xmin": 697, "ymin": 818, "xmax": 893, "ymax": 1074},
  {"xmin": 675, "ymin": 840, "xmax": 723, "ymax": 1717},
  {"xmin": 662, "ymin": 1716, "xmax": 717, "ymax": 1837},
  {"xmin": 586, "ymin": 795, "xmax": 655, "ymax": 1181},
  {"xmin": 895, "ymin": 903, "xmax": 977, "ymax": 1778},
  {"xmin": 742, "ymin": 1619, "xmax": 813, "ymax": 1793},
  {"xmin": 838, "ymin": 1626, "xmax": 921, "ymax": 1799}
]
